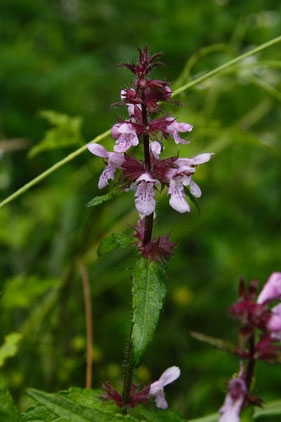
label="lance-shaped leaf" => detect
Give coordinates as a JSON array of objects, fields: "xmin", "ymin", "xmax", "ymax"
[
  {"xmin": 0, "ymin": 378, "xmax": 20, "ymax": 422},
  {"xmin": 86, "ymin": 189, "xmax": 120, "ymax": 208},
  {"xmin": 97, "ymin": 233, "xmax": 133, "ymax": 257},
  {"xmin": 132, "ymin": 259, "xmax": 166, "ymax": 367},
  {"xmin": 27, "ymin": 389, "xmax": 138, "ymax": 422},
  {"xmin": 190, "ymin": 331, "xmax": 239, "ymax": 355}
]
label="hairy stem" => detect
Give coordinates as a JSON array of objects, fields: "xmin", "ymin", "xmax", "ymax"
[
  {"xmin": 78, "ymin": 259, "xmax": 93, "ymax": 389},
  {"xmin": 245, "ymin": 333, "xmax": 256, "ymax": 392}
]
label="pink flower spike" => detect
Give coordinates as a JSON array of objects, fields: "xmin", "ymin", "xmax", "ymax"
[
  {"xmin": 257, "ymin": 273, "xmax": 281, "ymax": 304},
  {"xmin": 149, "ymin": 366, "xmax": 180, "ymax": 410},
  {"xmin": 135, "ymin": 172, "xmax": 158, "ymax": 216},
  {"xmin": 87, "ymin": 143, "xmax": 124, "ymax": 189},
  {"xmin": 112, "ymin": 122, "xmax": 139, "ymax": 153},
  {"xmin": 165, "ymin": 118, "xmax": 193, "ymax": 144}
]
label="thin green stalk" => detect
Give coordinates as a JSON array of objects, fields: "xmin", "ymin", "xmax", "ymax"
[
  {"xmin": 0, "ymin": 129, "xmax": 111, "ymax": 209},
  {"xmin": 1, "ymin": 35, "xmax": 281, "ymax": 209},
  {"xmin": 171, "ymin": 35, "xmax": 281, "ymax": 97}
]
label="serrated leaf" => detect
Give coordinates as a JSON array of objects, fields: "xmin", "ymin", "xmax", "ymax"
[
  {"xmin": 21, "ymin": 403, "xmax": 65, "ymax": 421},
  {"xmin": 29, "ymin": 111, "xmax": 83, "ymax": 158},
  {"xmin": 86, "ymin": 189, "xmax": 119, "ymax": 208},
  {"xmin": 132, "ymin": 259, "xmax": 166, "ymax": 367},
  {"xmin": 139, "ymin": 406, "xmax": 186, "ymax": 422},
  {"xmin": 190, "ymin": 331, "xmax": 238, "ymax": 354},
  {"xmin": 0, "ymin": 378, "xmax": 20, "ymax": 422},
  {"xmin": 97, "ymin": 234, "xmax": 132, "ymax": 256},
  {"xmin": 58, "ymin": 388, "xmax": 118, "ymax": 413},
  {"xmin": 0, "ymin": 332, "xmax": 23, "ymax": 367},
  {"xmin": 27, "ymin": 389, "xmax": 139, "ymax": 422}
]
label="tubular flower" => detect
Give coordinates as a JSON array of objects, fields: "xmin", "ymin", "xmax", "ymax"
[
  {"xmin": 112, "ymin": 122, "xmax": 139, "ymax": 152},
  {"xmin": 165, "ymin": 153, "xmax": 213, "ymax": 213},
  {"xmin": 163, "ymin": 117, "xmax": 193, "ymax": 144},
  {"xmin": 149, "ymin": 366, "xmax": 180, "ymax": 410},
  {"xmin": 219, "ymin": 365, "xmax": 247, "ymax": 422},
  {"xmin": 135, "ymin": 172, "xmax": 159, "ymax": 216},
  {"xmin": 87, "ymin": 143, "xmax": 124, "ymax": 189}
]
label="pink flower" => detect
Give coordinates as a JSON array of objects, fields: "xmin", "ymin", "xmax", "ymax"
[
  {"xmin": 257, "ymin": 272, "xmax": 281, "ymax": 304},
  {"xmin": 166, "ymin": 153, "xmax": 213, "ymax": 213},
  {"xmin": 149, "ymin": 366, "xmax": 180, "ymax": 409},
  {"xmin": 219, "ymin": 365, "xmax": 247, "ymax": 422},
  {"xmin": 267, "ymin": 303, "xmax": 281, "ymax": 340},
  {"xmin": 135, "ymin": 172, "xmax": 158, "ymax": 216},
  {"xmin": 150, "ymin": 141, "xmax": 162, "ymax": 159},
  {"xmin": 87, "ymin": 143, "xmax": 124, "ymax": 189},
  {"xmin": 164, "ymin": 117, "xmax": 193, "ymax": 144},
  {"xmin": 112, "ymin": 122, "xmax": 139, "ymax": 153}
]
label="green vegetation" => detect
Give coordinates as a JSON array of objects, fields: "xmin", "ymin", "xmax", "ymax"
[{"xmin": 1, "ymin": 0, "xmax": 281, "ymax": 420}]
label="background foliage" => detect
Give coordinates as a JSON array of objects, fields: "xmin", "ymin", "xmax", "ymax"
[{"xmin": 0, "ymin": 0, "xmax": 281, "ymax": 419}]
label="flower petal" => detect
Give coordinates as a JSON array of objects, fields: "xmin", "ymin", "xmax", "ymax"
[
  {"xmin": 150, "ymin": 141, "xmax": 162, "ymax": 159},
  {"xmin": 87, "ymin": 143, "xmax": 109, "ymax": 158},
  {"xmin": 135, "ymin": 180, "xmax": 156, "ymax": 216},
  {"xmin": 98, "ymin": 165, "xmax": 115, "ymax": 189},
  {"xmin": 168, "ymin": 178, "xmax": 190, "ymax": 213},
  {"xmin": 191, "ymin": 153, "xmax": 214, "ymax": 164},
  {"xmin": 158, "ymin": 366, "xmax": 181, "ymax": 387},
  {"xmin": 190, "ymin": 180, "xmax": 202, "ymax": 198},
  {"xmin": 257, "ymin": 272, "xmax": 281, "ymax": 304},
  {"xmin": 267, "ymin": 303, "xmax": 281, "ymax": 333},
  {"xmin": 155, "ymin": 390, "xmax": 168, "ymax": 410}
]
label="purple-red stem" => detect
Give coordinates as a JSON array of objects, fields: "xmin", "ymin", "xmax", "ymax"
[
  {"xmin": 245, "ymin": 333, "xmax": 256, "ymax": 392},
  {"xmin": 141, "ymin": 96, "xmax": 154, "ymax": 246}
]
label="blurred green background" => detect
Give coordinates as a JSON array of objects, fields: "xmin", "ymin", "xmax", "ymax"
[{"xmin": 0, "ymin": 0, "xmax": 281, "ymax": 419}]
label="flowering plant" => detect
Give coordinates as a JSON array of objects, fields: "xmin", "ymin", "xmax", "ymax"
[
  {"xmin": 1, "ymin": 38, "xmax": 281, "ymax": 422},
  {"xmin": 86, "ymin": 47, "xmax": 213, "ymax": 409}
]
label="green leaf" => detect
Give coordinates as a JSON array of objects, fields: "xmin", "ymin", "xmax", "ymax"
[
  {"xmin": 97, "ymin": 234, "xmax": 132, "ymax": 257},
  {"xmin": 58, "ymin": 388, "xmax": 118, "ymax": 413},
  {"xmin": 255, "ymin": 400, "xmax": 281, "ymax": 419},
  {"xmin": 21, "ymin": 403, "xmax": 65, "ymax": 421},
  {"xmin": 132, "ymin": 259, "xmax": 167, "ymax": 367},
  {"xmin": 86, "ymin": 189, "xmax": 120, "ymax": 208},
  {"xmin": 139, "ymin": 406, "xmax": 186, "ymax": 422},
  {"xmin": 188, "ymin": 414, "xmax": 218, "ymax": 422},
  {"xmin": 27, "ymin": 389, "xmax": 139, "ymax": 422},
  {"xmin": 190, "ymin": 331, "xmax": 238, "ymax": 354},
  {"xmin": 0, "ymin": 378, "xmax": 20, "ymax": 421},
  {"xmin": 0, "ymin": 332, "xmax": 23, "ymax": 367},
  {"xmin": 29, "ymin": 110, "xmax": 83, "ymax": 158}
]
